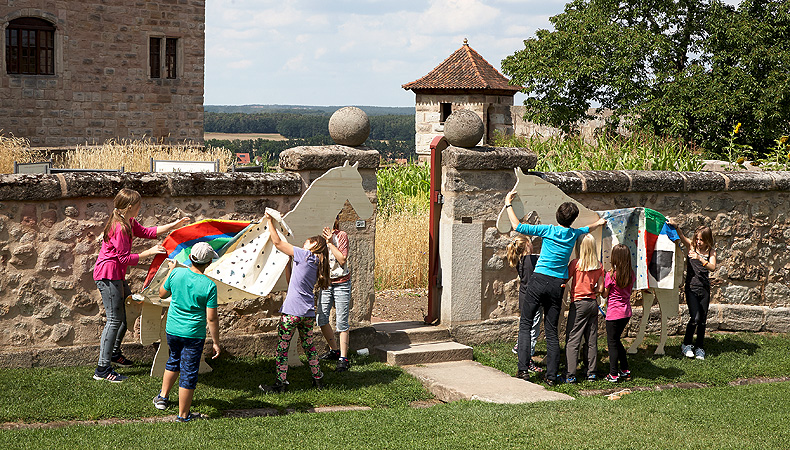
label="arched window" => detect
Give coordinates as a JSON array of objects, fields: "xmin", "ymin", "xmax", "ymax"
[{"xmin": 5, "ymin": 17, "xmax": 55, "ymax": 75}]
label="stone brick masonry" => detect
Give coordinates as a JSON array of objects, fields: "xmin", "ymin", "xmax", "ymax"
[{"xmin": 0, "ymin": 0, "xmax": 205, "ymax": 146}]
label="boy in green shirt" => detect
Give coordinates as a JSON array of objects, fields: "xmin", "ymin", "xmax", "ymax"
[{"xmin": 153, "ymin": 242, "xmax": 221, "ymax": 422}]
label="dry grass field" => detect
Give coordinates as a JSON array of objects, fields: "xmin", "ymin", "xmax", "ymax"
[
  {"xmin": 204, "ymin": 132, "xmax": 288, "ymax": 141},
  {"xmin": 374, "ymin": 206, "xmax": 429, "ymax": 290}
]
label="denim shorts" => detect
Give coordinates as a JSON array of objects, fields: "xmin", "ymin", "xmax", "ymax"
[
  {"xmin": 165, "ymin": 333, "xmax": 205, "ymax": 390},
  {"xmin": 317, "ymin": 279, "xmax": 351, "ymax": 332}
]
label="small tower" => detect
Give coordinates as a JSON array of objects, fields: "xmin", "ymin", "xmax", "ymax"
[{"xmin": 402, "ymin": 39, "xmax": 521, "ymax": 158}]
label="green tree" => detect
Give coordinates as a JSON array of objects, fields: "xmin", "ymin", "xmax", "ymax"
[{"xmin": 502, "ymin": 0, "xmax": 790, "ymax": 155}]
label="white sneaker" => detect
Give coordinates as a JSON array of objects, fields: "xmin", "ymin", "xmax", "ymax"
[
  {"xmin": 695, "ymin": 348, "xmax": 705, "ymax": 360},
  {"xmin": 681, "ymin": 344, "xmax": 694, "ymax": 358}
]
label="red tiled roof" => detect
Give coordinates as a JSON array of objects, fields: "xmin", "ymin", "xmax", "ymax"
[{"xmin": 402, "ymin": 42, "xmax": 521, "ymax": 93}]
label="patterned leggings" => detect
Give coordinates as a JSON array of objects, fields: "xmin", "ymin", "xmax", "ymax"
[{"xmin": 275, "ymin": 314, "xmax": 323, "ymax": 382}]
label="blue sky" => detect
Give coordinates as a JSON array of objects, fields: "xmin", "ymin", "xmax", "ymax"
[{"xmin": 205, "ymin": 0, "xmax": 741, "ymax": 107}]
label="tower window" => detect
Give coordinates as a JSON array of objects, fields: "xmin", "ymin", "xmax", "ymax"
[{"xmin": 5, "ymin": 17, "xmax": 55, "ymax": 75}]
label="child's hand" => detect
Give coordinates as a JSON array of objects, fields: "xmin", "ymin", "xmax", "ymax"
[
  {"xmin": 141, "ymin": 244, "xmax": 166, "ymax": 258},
  {"xmin": 173, "ymin": 217, "xmax": 191, "ymax": 229},
  {"xmin": 666, "ymin": 217, "xmax": 677, "ymax": 226},
  {"xmin": 322, "ymin": 227, "xmax": 332, "ymax": 241},
  {"xmin": 506, "ymin": 191, "xmax": 517, "ymax": 205},
  {"xmin": 211, "ymin": 343, "xmax": 221, "ymax": 359},
  {"xmin": 167, "ymin": 259, "xmax": 177, "ymax": 270}
]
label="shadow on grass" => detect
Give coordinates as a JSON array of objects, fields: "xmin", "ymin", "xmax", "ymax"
[{"xmin": 193, "ymin": 354, "xmax": 406, "ymax": 414}]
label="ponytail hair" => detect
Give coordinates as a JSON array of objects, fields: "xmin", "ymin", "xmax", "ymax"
[
  {"xmin": 102, "ymin": 188, "xmax": 141, "ymax": 242},
  {"xmin": 308, "ymin": 235, "xmax": 331, "ymax": 291},
  {"xmin": 507, "ymin": 235, "xmax": 532, "ymax": 267},
  {"xmin": 610, "ymin": 244, "xmax": 633, "ymax": 289}
]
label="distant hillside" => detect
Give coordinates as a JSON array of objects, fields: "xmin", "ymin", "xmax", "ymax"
[{"xmin": 205, "ymin": 104, "xmax": 414, "ymax": 116}]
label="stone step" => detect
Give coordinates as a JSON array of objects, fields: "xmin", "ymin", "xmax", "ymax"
[
  {"xmin": 375, "ymin": 341, "xmax": 473, "ymax": 366},
  {"xmin": 372, "ymin": 320, "xmax": 451, "ymax": 345},
  {"xmin": 403, "ymin": 360, "xmax": 574, "ymax": 404}
]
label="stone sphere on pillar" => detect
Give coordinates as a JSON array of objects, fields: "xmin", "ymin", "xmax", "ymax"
[
  {"xmin": 444, "ymin": 109, "xmax": 484, "ymax": 148},
  {"xmin": 329, "ymin": 106, "xmax": 371, "ymax": 147}
]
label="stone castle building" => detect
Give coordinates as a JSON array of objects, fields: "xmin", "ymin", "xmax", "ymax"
[
  {"xmin": 403, "ymin": 40, "xmax": 520, "ymax": 157},
  {"xmin": 0, "ymin": 0, "xmax": 205, "ymax": 147}
]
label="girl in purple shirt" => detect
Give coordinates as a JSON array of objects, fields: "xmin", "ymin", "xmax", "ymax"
[
  {"xmin": 92, "ymin": 188, "xmax": 190, "ymax": 382},
  {"xmin": 602, "ymin": 244, "xmax": 635, "ymax": 383},
  {"xmin": 259, "ymin": 211, "xmax": 330, "ymax": 393}
]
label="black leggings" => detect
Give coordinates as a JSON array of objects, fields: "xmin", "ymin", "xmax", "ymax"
[
  {"xmin": 684, "ymin": 288, "xmax": 710, "ymax": 349},
  {"xmin": 606, "ymin": 318, "xmax": 630, "ymax": 376}
]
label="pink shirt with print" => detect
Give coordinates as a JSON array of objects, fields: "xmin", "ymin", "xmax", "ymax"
[
  {"xmin": 93, "ymin": 218, "xmax": 157, "ymax": 281},
  {"xmin": 604, "ymin": 271, "xmax": 634, "ymax": 321}
]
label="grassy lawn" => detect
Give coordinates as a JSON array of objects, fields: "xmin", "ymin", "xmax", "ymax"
[
  {"xmin": 0, "ymin": 354, "xmax": 431, "ymax": 423},
  {"xmin": 2, "ymin": 332, "xmax": 790, "ymax": 449},
  {"xmin": 475, "ymin": 332, "xmax": 790, "ymax": 396}
]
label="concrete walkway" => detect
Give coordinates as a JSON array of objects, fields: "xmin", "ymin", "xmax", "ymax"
[{"xmin": 403, "ymin": 360, "xmax": 574, "ymax": 404}]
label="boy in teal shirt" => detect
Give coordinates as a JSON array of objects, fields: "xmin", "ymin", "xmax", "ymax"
[{"xmin": 153, "ymin": 242, "xmax": 221, "ymax": 422}]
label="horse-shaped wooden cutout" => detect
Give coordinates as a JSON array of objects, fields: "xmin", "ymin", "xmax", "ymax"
[
  {"xmin": 136, "ymin": 161, "xmax": 375, "ymax": 376},
  {"xmin": 496, "ymin": 168, "xmax": 683, "ymax": 355}
]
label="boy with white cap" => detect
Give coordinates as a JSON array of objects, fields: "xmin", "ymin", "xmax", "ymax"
[{"xmin": 153, "ymin": 242, "xmax": 221, "ymax": 422}]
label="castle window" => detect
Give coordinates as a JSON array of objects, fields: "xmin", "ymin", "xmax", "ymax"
[
  {"xmin": 5, "ymin": 17, "xmax": 55, "ymax": 75},
  {"xmin": 440, "ymin": 103, "xmax": 452, "ymax": 123},
  {"xmin": 150, "ymin": 37, "xmax": 178, "ymax": 79}
]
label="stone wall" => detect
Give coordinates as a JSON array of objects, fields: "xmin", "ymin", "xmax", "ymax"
[
  {"xmin": 440, "ymin": 146, "xmax": 790, "ymax": 342},
  {"xmin": 0, "ymin": 0, "xmax": 205, "ymax": 146},
  {"xmin": 0, "ymin": 146, "xmax": 379, "ymax": 366}
]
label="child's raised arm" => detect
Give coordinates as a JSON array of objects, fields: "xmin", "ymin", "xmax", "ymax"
[
  {"xmin": 505, "ymin": 191, "xmax": 520, "ymax": 230},
  {"xmin": 585, "ymin": 217, "xmax": 606, "ymax": 231},
  {"xmin": 265, "ymin": 212, "xmax": 294, "ymax": 257},
  {"xmin": 666, "ymin": 218, "xmax": 691, "ymax": 249}
]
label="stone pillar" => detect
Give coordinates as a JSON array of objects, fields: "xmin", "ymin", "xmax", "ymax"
[
  {"xmin": 438, "ymin": 145, "xmax": 537, "ymax": 325},
  {"xmin": 278, "ymin": 145, "xmax": 380, "ymax": 325}
]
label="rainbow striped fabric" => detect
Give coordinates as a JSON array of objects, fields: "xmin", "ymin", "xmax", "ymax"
[{"xmin": 143, "ymin": 219, "xmax": 251, "ymax": 288}]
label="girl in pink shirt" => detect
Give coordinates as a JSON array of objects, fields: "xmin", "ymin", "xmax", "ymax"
[
  {"xmin": 92, "ymin": 188, "xmax": 190, "ymax": 382},
  {"xmin": 602, "ymin": 244, "xmax": 635, "ymax": 383}
]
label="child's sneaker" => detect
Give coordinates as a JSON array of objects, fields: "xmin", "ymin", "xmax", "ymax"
[
  {"xmin": 93, "ymin": 368, "xmax": 128, "ymax": 383},
  {"xmin": 258, "ymin": 379, "xmax": 289, "ymax": 393},
  {"xmin": 681, "ymin": 344, "xmax": 694, "ymax": 358},
  {"xmin": 153, "ymin": 393, "xmax": 169, "ymax": 410},
  {"xmin": 111, "ymin": 354, "xmax": 134, "ymax": 367},
  {"xmin": 528, "ymin": 360, "xmax": 544, "ymax": 374},
  {"xmin": 695, "ymin": 348, "xmax": 706, "ymax": 360},
  {"xmin": 618, "ymin": 370, "xmax": 632, "ymax": 382},
  {"xmin": 566, "ymin": 375, "xmax": 577, "ymax": 384},
  {"xmin": 605, "ymin": 373, "xmax": 619, "ymax": 383},
  {"xmin": 512, "ymin": 343, "xmax": 518, "ymax": 355},
  {"xmin": 319, "ymin": 349, "xmax": 341, "ymax": 360},
  {"xmin": 587, "ymin": 373, "xmax": 597, "ymax": 381},
  {"xmin": 175, "ymin": 412, "xmax": 202, "ymax": 422},
  {"xmin": 336, "ymin": 357, "xmax": 351, "ymax": 372}
]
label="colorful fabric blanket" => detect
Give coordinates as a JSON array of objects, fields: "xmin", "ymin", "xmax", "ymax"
[
  {"xmin": 143, "ymin": 219, "xmax": 251, "ymax": 289},
  {"xmin": 598, "ymin": 208, "xmax": 680, "ymax": 290}
]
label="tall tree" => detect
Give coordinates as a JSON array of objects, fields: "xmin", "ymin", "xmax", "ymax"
[{"xmin": 502, "ymin": 0, "xmax": 790, "ymax": 154}]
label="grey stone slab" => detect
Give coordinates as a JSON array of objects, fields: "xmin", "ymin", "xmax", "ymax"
[
  {"xmin": 376, "ymin": 341, "xmax": 473, "ymax": 366},
  {"xmin": 765, "ymin": 307, "xmax": 790, "ymax": 333},
  {"xmin": 578, "ymin": 170, "xmax": 630, "ymax": 193},
  {"xmin": 681, "ymin": 171, "xmax": 727, "ymax": 191},
  {"xmin": 626, "ymin": 171, "xmax": 684, "ymax": 192},
  {"xmin": 768, "ymin": 172, "xmax": 790, "ymax": 191},
  {"xmin": 442, "ymin": 146, "xmax": 537, "ymax": 171},
  {"xmin": 725, "ymin": 171, "xmax": 777, "ymax": 191},
  {"xmin": 373, "ymin": 321, "xmax": 451, "ymax": 345},
  {"xmin": 542, "ymin": 172, "xmax": 584, "ymax": 194},
  {"xmin": 404, "ymin": 360, "xmax": 573, "ymax": 404},
  {"xmin": 279, "ymin": 145, "xmax": 380, "ymax": 170}
]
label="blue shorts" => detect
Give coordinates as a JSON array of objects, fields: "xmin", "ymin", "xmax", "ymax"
[
  {"xmin": 317, "ymin": 279, "xmax": 351, "ymax": 332},
  {"xmin": 165, "ymin": 333, "xmax": 205, "ymax": 390}
]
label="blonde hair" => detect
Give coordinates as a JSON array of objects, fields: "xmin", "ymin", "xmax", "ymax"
[
  {"xmin": 577, "ymin": 234, "xmax": 601, "ymax": 272},
  {"xmin": 692, "ymin": 226, "xmax": 715, "ymax": 254},
  {"xmin": 307, "ymin": 235, "xmax": 330, "ymax": 291},
  {"xmin": 507, "ymin": 235, "xmax": 533, "ymax": 267}
]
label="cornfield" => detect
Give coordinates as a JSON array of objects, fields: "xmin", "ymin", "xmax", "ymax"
[{"xmin": 375, "ymin": 163, "xmax": 430, "ymax": 290}]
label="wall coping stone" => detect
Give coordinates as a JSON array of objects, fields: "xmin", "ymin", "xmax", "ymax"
[
  {"xmin": 278, "ymin": 145, "xmax": 380, "ymax": 170},
  {"xmin": 524, "ymin": 170, "xmax": 790, "ymax": 194},
  {"xmin": 0, "ymin": 172, "xmax": 302, "ymax": 201},
  {"xmin": 442, "ymin": 146, "xmax": 538, "ymax": 171}
]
